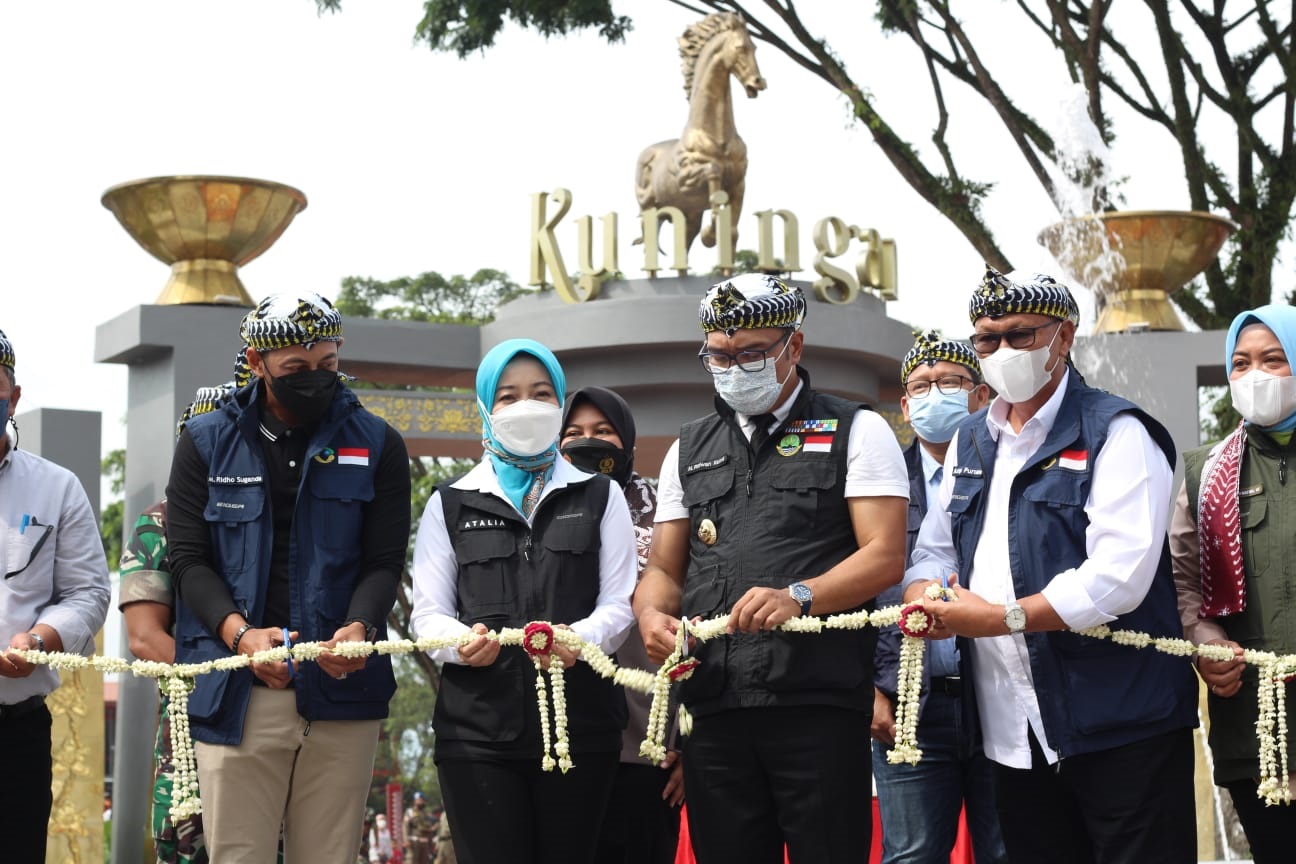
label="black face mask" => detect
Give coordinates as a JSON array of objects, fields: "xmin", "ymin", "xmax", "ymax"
[
  {"xmin": 265, "ymin": 368, "xmax": 338, "ymax": 426},
  {"xmin": 560, "ymin": 437, "xmax": 631, "ymax": 485}
]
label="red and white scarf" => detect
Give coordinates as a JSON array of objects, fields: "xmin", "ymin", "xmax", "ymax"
[{"xmin": 1197, "ymin": 422, "xmax": 1248, "ymax": 618}]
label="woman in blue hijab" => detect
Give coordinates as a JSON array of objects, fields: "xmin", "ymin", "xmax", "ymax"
[
  {"xmin": 1171, "ymin": 304, "xmax": 1296, "ymax": 861},
  {"xmin": 411, "ymin": 338, "xmax": 638, "ymax": 864}
]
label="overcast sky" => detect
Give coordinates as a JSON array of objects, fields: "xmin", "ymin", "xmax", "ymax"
[{"xmin": 1, "ymin": 0, "xmax": 1283, "ymax": 463}]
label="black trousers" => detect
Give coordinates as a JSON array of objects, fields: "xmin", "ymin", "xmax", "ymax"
[
  {"xmin": 593, "ymin": 762, "xmax": 681, "ymax": 864},
  {"xmin": 437, "ymin": 752, "xmax": 618, "ymax": 864},
  {"xmin": 992, "ymin": 728, "xmax": 1196, "ymax": 864},
  {"xmin": 682, "ymin": 705, "xmax": 872, "ymax": 864},
  {"xmin": 0, "ymin": 704, "xmax": 52, "ymax": 864},
  {"xmin": 1224, "ymin": 777, "xmax": 1296, "ymax": 864}
]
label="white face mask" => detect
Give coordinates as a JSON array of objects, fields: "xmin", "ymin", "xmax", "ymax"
[
  {"xmin": 489, "ymin": 399, "xmax": 562, "ymax": 456},
  {"xmin": 978, "ymin": 324, "xmax": 1062, "ymax": 404},
  {"xmin": 1230, "ymin": 369, "xmax": 1296, "ymax": 428}
]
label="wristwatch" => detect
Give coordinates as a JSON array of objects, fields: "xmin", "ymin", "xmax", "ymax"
[
  {"xmin": 1003, "ymin": 602, "xmax": 1027, "ymax": 635},
  {"xmin": 788, "ymin": 582, "xmax": 813, "ymax": 617},
  {"xmin": 347, "ymin": 619, "xmax": 380, "ymax": 642},
  {"xmin": 27, "ymin": 632, "xmax": 45, "ymax": 652}
]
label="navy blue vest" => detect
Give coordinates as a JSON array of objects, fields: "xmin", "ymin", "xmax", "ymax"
[
  {"xmin": 948, "ymin": 372, "xmax": 1196, "ymax": 757},
  {"xmin": 175, "ymin": 381, "xmax": 397, "ymax": 745}
]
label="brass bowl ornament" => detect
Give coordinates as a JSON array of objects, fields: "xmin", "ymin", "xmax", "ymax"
[
  {"xmin": 1038, "ymin": 210, "xmax": 1237, "ymax": 333},
  {"xmin": 102, "ymin": 175, "xmax": 308, "ymax": 306}
]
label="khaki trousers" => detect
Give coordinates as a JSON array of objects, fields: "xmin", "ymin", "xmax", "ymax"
[{"xmin": 194, "ymin": 686, "xmax": 380, "ymax": 864}]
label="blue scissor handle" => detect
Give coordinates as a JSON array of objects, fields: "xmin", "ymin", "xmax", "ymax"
[{"xmin": 281, "ymin": 627, "xmax": 296, "ymax": 680}]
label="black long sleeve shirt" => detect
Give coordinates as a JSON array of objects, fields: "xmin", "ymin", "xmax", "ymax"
[{"xmin": 166, "ymin": 397, "xmax": 411, "ymax": 643}]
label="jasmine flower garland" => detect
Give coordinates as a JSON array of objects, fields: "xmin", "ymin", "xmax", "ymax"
[{"xmin": 10, "ymin": 605, "xmax": 1296, "ymax": 810}]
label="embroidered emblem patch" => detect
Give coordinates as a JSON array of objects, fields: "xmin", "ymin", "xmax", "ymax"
[
  {"xmin": 776, "ymin": 434, "xmax": 802, "ymax": 456},
  {"xmin": 313, "ymin": 448, "xmax": 336, "ymax": 464}
]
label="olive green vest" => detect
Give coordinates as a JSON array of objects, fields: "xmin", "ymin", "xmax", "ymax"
[{"xmin": 1185, "ymin": 430, "xmax": 1296, "ymax": 783}]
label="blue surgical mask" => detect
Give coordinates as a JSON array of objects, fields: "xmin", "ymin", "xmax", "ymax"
[{"xmin": 907, "ymin": 389, "xmax": 969, "ymax": 444}]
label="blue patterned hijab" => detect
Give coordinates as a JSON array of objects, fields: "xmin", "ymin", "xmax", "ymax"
[
  {"xmin": 476, "ymin": 339, "xmax": 567, "ymax": 515},
  {"xmin": 1226, "ymin": 304, "xmax": 1296, "ymax": 432}
]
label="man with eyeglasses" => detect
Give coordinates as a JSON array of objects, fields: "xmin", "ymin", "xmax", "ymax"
[
  {"xmin": 903, "ymin": 267, "xmax": 1197, "ymax": 863},
  {"xmin": 871, "ymin": 330, "xmax": 1005, "ymax": 864},
  {"xmin": 635, "ymin": 273, "xmax": 908, "ymax": 862},
  {"xmin": 0, "ymin": 328, "xmax": 111, "ymax": 861}
]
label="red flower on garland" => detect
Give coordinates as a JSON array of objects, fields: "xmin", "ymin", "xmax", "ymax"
[
  {"xmin": 897, "ymin": 603, "xmax": 934, "ymax": 638},
  {"xmin": 667, "ymin": 657, "xmax": 701, "ymax": 681},
  {"xmin": 523, "ymin": 622, "xmax": 554, "ymax": 656}
]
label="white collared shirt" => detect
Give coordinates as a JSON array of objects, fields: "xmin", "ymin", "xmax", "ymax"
[
  {"xmin": 655, "ymin": 379, "xmax": 910, "ymax": 520},
  {"xmin": 0, "ymin": 436, "xmax": 111, "ymax": 704},
  {"xmin": 907, "ymin": 368, "xmax": 1173, "ymax": 767},
  {"xmin": 411, "ymin": 457, "xmax": 636, "ymax": 664}
]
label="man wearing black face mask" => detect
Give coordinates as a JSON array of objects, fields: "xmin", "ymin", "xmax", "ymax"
[{"xmin": 166, "ymin": 293, "xmax": 411, "ymax": 864}]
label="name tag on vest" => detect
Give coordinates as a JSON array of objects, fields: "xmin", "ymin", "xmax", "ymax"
[
  {"xmin": 208, "ymin": 475, "xmax": 264, "ymax": 485},
  {"xmin": 459, "ymin": 517, "xmax": 508, "ymax": 530},
  {"xmin": 685, "ymin": 455, "xmax": 729, "ymax": 474},
  {"xmin": 952, "ymin": 466, "xmax": 983, "ymax": 478}
]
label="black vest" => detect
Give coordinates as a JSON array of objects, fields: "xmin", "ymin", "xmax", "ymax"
[
  {"xmin": 431, "ymin": 474, "xmax": 626, "ymax": 759},
  {"xmin": 677, "ymin": 371, "xmax": 875, "ymax": 716}
]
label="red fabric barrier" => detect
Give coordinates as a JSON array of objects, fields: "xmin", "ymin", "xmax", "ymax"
[{"xmin": 675, "ymin": 799, "xmax": 973, "ymax": 864}]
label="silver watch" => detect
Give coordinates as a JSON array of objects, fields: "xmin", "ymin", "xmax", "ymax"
[{"xmin": 1003, "ymin": 602, "xmax": 1027, "ymax": 635}]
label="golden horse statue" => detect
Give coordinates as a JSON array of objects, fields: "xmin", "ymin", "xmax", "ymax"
[{"xmin": 636, "ymin": 14, "xmax": 766, "ymax": 253}]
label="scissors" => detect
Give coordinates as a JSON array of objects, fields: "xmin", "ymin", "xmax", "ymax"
[{"xmin": 281, "ymin": 627, "xmax": 296, "ymax": 680}]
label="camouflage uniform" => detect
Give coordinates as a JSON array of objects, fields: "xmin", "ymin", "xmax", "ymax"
[{"xmin": 119, "ymin": 502, "xmax": 208, "ymax": 864}]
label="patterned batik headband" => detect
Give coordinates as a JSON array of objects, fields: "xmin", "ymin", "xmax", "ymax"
[
  {"xmin": 0, "ymin": 328, "xmax": 14, "ymax": 371},
  {"xmin": 901, "ymin": 329, "xmax": 980, "ymax": 384},
  {"xmin": 699, "ymin": 273, "xmax": 807, "ymax": 337},
  {"xmin": 239, "ymin": 293, "xmax": 343, "ymax": 352},
  {"xmin": 968, "ymin": 266, "xmax": 1080, "ymax": 325},
  {"xmin": 175, "ymin": 383, "xmax": 237, "ymax": 439}
]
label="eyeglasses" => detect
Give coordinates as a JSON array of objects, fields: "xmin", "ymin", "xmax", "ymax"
[
  {"xmin": 969, "ymin": 321, "xmax": 1060, "ymax": 355},
  {"xmin": 904, "ymin": 375, "xmax": 975, "ymax": 399},
  {"xmin": 698, "ymin": 331, "xmax": 791, "ymax": 374}
]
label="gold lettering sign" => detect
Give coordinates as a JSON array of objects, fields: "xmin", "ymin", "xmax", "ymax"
[{"xmin": 528, "ymin": 189, "xmax": 898, "ymax": 304}]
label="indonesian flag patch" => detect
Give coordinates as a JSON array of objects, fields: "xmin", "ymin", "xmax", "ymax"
[
  {"xmin": 1057, "ymin": 448, "xmax": 1088, "ymax": 471},
  {"xmin": 337, "ymin": 447, "xmax": 370, "ymax": 467},
  {"xmin": 803, "ymin": 434, "xmax": 834, "ymax": 453}
]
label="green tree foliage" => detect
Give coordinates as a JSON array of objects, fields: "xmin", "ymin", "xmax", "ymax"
[
  {"xmin": 318, "ymin": 0, "xmax": 631, "ymax": 57},
  {"xmin": 337, "ymin": 268, "xmax": 533, "ymax": 325},
  {"xmin": 1200, "ymin": 386, "xmax": 1243, "ymax": 445},
  {"xmin": 317, "ymin": 0, "xmax": 1296, "ymax": 328},
  {"xmin": 381, "ymin": 656, "xmax": 442, "ymax": 807},
  {"xmin": 100, "ymin": 448, "xmax": 126, "ymax": 567}
]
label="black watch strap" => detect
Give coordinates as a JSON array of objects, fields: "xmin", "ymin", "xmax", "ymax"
[{"xmin": 347, "ymin": 619, "xmax": 379, "ymax": 642}]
